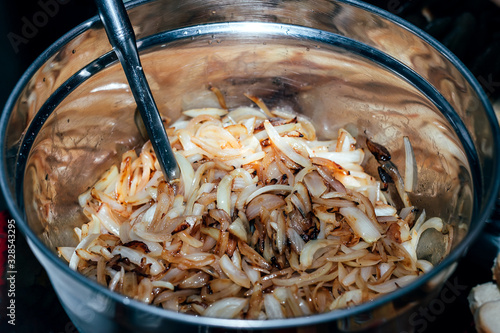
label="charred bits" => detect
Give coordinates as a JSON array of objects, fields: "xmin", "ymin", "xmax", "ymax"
[
  {"xmin": 377, "ymin": 166, "xmax": 394, "ymax": 191},
  {"xmin": 366, "ymin": 138, "xmax": 391, "ymax": 162}
]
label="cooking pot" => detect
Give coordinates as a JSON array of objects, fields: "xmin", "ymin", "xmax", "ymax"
[{"xmin": 1, "ymin": 0, "xmax": 499, "ymax": 332}]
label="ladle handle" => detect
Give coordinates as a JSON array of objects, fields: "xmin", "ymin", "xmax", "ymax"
[{"xmin": 95, "ymin": 0, "xmax": 180, "ymax": 180}]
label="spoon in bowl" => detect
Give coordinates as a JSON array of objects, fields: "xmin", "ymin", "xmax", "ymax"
[{"xmin": 94, "ymin": 0, "xmax": 180, "ymax": 180}]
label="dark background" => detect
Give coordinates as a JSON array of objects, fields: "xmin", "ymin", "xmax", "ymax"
[{"xmin": 1, "ymin": 0, "xmax": 500, "ymax": 332}]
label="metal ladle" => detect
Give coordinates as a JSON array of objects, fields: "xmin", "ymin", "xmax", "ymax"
[{"xmin": 94, "ymin": 0, "xmax": 180, "ymax": 180}]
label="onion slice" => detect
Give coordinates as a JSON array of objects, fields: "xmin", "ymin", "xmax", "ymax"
[
  {"xmin": 220, "ymin": 254, "xmax": 251, "ymax": 288},
  {"xmin": 203, "ymin": 297, "xmax": 249, "ymax": 319},
  {"xmin": 217, "ymin": 174, "xmax": 234, "ymax": 216},
  {"xmin": 69, "ymin": 233, "xmax": 100, "ymax": 271},
  {"xmin": 340, "ymin": 207, "xmax": 382, "ymax": 244},
  {"xmin": 264, "ymin": 120, "xmax": 312, "ymax": 168},
  {"xmin": 112, "ymin": 246, "xmax": 164, "ymax": 275},
  {"xmin": 300, "ymin": 239, "xmax": 341, "ymax": 268},
  {"xmin": 264, "ymin": 294, "xmax": 285, "ymax": 319},
  {"xmin": 403, "ymin": 136, "xmax": 417, "ymax": 193}
]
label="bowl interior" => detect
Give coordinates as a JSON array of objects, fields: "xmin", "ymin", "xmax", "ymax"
[{"xmin": 21, "ymin": 22, "xmax": 473, "ymax": 262}]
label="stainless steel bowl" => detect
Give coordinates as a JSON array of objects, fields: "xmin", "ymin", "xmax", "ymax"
[{"xmin": 2, "ymin": 0, "xmax": 499, "ymax": 332}]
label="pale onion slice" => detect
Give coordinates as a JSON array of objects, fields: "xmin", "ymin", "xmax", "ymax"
[
  {"xmin": 340, "ymin": 207, "xmax": 382, "ymax": 244},
  {"xmin": 93, "ymin": 187, "xmax": 126, "ymax": 213},
  {"xmin": 264, "ymin": 120, "xmax": 312, "ymax": 168},
  {"xmin": 197, "ymin": 124, "xmax": 241, "ymax": 149},
  {"xmin": 177, "ymin": 253, "xmax": 217, "ymax": 267},
  {"xmin": 216, "ymin": 174, "xmax": 234, "ymax": 216},
  {"xmin": 232, "ymin": 248, "xmax": 242, "ymax": 269},
  {"xmin": 374, "ymin": 203, "xmax": 398, "ymax": 217},
  {"xmin": 327, "ymin": 249, "xmax": 369, "ymax": 262},
  {"xmin": 286, "ymin": 228, "xmax": 306, "ymax": 254},
  {"xmin": 203, "ymin": 297, "xmax": 249, "ymax": 319},
  {"xmin": 108, "ymin": 267, "xmax": 124, "ymax": 291},
  {"xmin": 75, "ymin": 248, "xmax": 100, "ymax": 262},
  {"xmin": 404, "ymin": 136, "xmax": 417, "ymax": 193},
  {"xmin": 230, "ymin": 168, "xmax": 256, "ymax": 187},
  {"xmin": 220, "ymin": 254, "xmax": 251, "ymax": 288},
  {"xmin": 174, "ymin": 152, "xmax": 195, "ymax": 198},
  {"xmin": 245, "ymin": 185, "xmax": 292, "ymax": 205},
  {"xmin": 69, "ymin": 233, "xmax": 100, "ymax": 271},
  {"xmin": 78, "ymin": 190, "xmax": 92, "ymax": 209},
  {"xmin": 236, "ymin": 184, "xmax": 261, "ymax": 211},
  {"xmin": 228, "ymin": 217, "xmax": 248, "ymax": 242},
  {"xmin": 112, "ymin": 246, "xmax": 164, "ymax": 275},
  {"xmin": 292, "ymin": 182, "xmax": 312, "ymax": 215},
  {"xmin": 254, "ymin": 123, "xmax": 306, "ymax": 141},
  {"xmin": 275, "ymin": 211, "xmax": 286, "ymax": 254},
  {"xmin": 416, "ymin": 259, "xmax": 434, "ymax": 273},
  {"xmin": 227, "ymin": 151, "xmax": 266, "ymax": 168},
  {"xmin": 201, "ymin": 226, "xmax": 221, "ymax": 241},
  {"xmin": 313, "ymin": 150, "xmax": 364, "ymax": 167},
  {"xmin": 412, "ymin": 209, "xmax": 427, "ymax": 232},
  {"xmin": 78, "ymin": 165, "xmax": 119, "ymax": 206},
  {"xmin": 329, "ymin": 289, "xmax": 363, "ymax": 310},
  {"xmin": 264, "ymin": 294, "xmax": 285, "ymax": 319},
  {"xmin": 178, "ymin": 231, "xmax": 204, "ymax": 248},
  {"xmin": 73, "ymin": 227, "xmax": 82, "ymax": 242},
  {"xmin": 341, "ymin": 267, "xmax": 359, "ymax": 287},
  {"xmin": 349, "ymin": 241, "xmax": 371, "ymax": 251},
  {"xmin": 191, "ymin": 137, "xmax": 249, "ymax": 159},
  {"xmin": 182, "ymin": 108, "xmax": 228, "ymax": 118},
  {"xmin": 298, "ymin": 297, "xmax": 312, "ymax": 316},
  {"xmin": 335, "ymin": 128, "xmax": 357, "ymax": 153},
  {"xmin": 94, "ymin": 204, "xmax": 121, "ymax": 236},
  {"xmin": 361, "ymin": 266, "xmax": 374, "ymax": 282},
  {"xmin": 242, "ymin": 260, "xmax": 261, "ymax": 285},
  {"xmin": 246, "ymin": 194, "xmax": 286, "ymax": 221},
  {"xmin": 94, "ymin": 246, "xmax": 114, "ymax": 260},
  {"xmin": 273, "ymin": 262, "xmax": 333, "ymax": 287},
  {"xmin": 294, "ymin": 165, "xmax": 316, "ymax": 183},
  {"xmin": 178, "ymin": 271, "xmax": 211, "ymax": 289},
  {"xmin": 225, "ymin": 106, "xmax": 268, "ymax": 123},
  {"xmin": 57, "ymin": 247, "xmax": 76, "ymax": 262},
  {"xmin": 303, "ymin": 171, "xmax": 327, "ymax": 198},
  {"xmin": 367, "ymin": 275, "xmax": 418, "ymax": 293},
  {"xmin": 378, "ymin": 262, "xmax": 394, "ymax": 277},
  {"xmin": 300, "ymin": 239, "xmax": 341, "ymax": 268}
]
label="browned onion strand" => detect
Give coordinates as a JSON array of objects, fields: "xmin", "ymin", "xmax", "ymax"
[{"xmin": 58, "ymin": 92, "xmax": 449, "ymax": 319}]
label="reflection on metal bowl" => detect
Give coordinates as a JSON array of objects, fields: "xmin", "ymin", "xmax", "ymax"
[{"xmin": 1, "ymin": 0, "xmax": 499, "ymax": 332}]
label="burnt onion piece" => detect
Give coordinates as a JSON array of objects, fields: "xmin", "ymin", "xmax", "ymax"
[
  {"xmin": 366, "ymin": 138, "xmax": 391, "ymax": 162},
  {"xmin": 367, "ymin": 138, "xmax": 412, "ymax": 208},
  {"xmin": 58, "ymin": 91, "xmax": 446, "ymax": 319}
]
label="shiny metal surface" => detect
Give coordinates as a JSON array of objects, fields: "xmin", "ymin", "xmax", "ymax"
[
  {"xmin": 1, "ymin": 0, "xmax": 499, "ymax": 332},
  {"xmin": 95, "ymin": 0, "xmax": 180, "ymax": 180}
]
